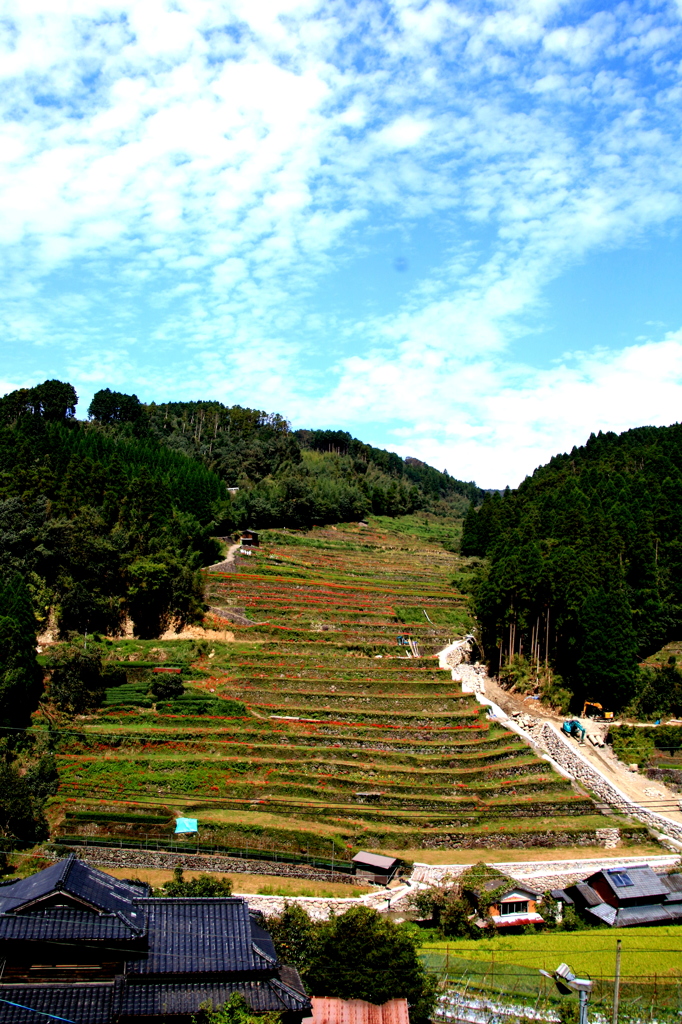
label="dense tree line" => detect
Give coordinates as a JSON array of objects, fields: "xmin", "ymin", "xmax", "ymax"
[
  {"xmin": 462, "ymin": 424, "xmax": 682, "ymax": 711},
  {"xmin": 1, "ymin": 380, "xmax": 479, "ymax": 651},
  {"xmin": 0, "ymin": 382, "xmax": 224, "ymax": 642},
  {"xmin": 88, "ymin": 393, "xmax": 482, "ymax": 527},
  {"xmin": 298, "ymin": 429, "xmax": 483, "ymax": 506},
  {"xmin": 0, "ymin": 569, "xmax": 58, "ymax": 844}
]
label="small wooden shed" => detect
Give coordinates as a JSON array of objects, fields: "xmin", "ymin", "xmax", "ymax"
[
  {"xmin": 240, "ymin": 529, "xmax": 260, "ymax": 548},
  {"xmin": 351, "ymin": 851, "xmax": 399, "ymax": 884}
]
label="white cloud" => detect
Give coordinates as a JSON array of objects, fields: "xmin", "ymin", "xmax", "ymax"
[{"xmin": 1, "ymin": 0, "xmax": 682, "ymax": 486}]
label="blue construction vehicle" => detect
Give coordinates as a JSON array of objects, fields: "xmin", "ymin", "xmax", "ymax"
[{"xmin": 562, "ymin": 720, "xmax": 586, "ymax": 743}]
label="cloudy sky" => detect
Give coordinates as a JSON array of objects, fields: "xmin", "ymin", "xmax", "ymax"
[{"xmin": 2, "ymin": 0, "xmax": 682, "ymax": 486}]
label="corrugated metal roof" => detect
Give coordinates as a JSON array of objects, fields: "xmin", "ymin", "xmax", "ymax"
[
  {"xmin": 121, "ymin": 979, "xmax": 311, "ymax": 1016},
  {"xmin": 663, "ymin": 873, "xmax": 682, "ymax": 894},
  {"xmin": 310, "ymin": 997, "xmax": 409, "ymax": 1024},
  {"xmin": 490, "ymin": 912, "xmax": 544, "ymax": 928},
  {"xmin": 0, "ymin": 983, "xmax": 113, "ymax": 1024},
  {"xmin": 352, "ymin": 853, "xmax": 397, "ymax": 871},
  {"xmin": 126, "ymin": 899, "xmax": 272, "ymax": 976},
  {"xmin": 615, "ymin": 904, "xmax": 682, "ymax": 926},
  {"xmin": 0, "ymin": 907, "xmax": 139, "ymax": 943}
]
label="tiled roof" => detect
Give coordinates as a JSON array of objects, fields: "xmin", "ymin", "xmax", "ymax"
[
  {"xmin": 478, "ymin": 877, "xmax": 539, "ymax": 899},
  {"xmin": 127, "ymin": 899, "xmax": 274, "ymax": 976},
  {"xmin": 663, "ymin": 873, "xmax": 682, "ymax": 896},
  {"xmin": 0, "ymin": 983, "xmax": 113, "ymax": 1024},
  {"xmin": 572, "ymin": 883, "xmax": 604, "ymax": 907},
  {"xmin": 589, "ymin": 865, "xmax": 669, "ymax": 900},
  {"xmin": 0, "ymin": 857, "xmax": 147, "ymax": 930},
  {"xmin": 586, "ymin": 903, "xmax": 617, "ymax": 926},
  {"xmin": 120, "ymin": 978, "xmax": 311, "ymax": 1016},
  {"xmin": 310, "ymin": 997, "xmax": 409, "ymax": 1024},
  {"xmin": 0, "ymin": 907, "xmax": 140, "ymax": 943}
]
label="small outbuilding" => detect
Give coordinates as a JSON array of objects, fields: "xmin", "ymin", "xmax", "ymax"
[
  {"xmin": 351, "ymin": 852, "xmax": 399, "ymax": 884},
  {"xmin": 241, "ymin": 529, "xmax": 260, "ymax": 548}
]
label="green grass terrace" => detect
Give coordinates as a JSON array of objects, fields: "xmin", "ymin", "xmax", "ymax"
[{"xmin": 46, "ymin": 517, "xmax": 639, "ymax": 860}]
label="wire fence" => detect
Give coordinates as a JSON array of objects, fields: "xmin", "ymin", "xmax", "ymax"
[{"xmin": 423, "ymin": 951, "xmax": 682, "ymax": 1022}]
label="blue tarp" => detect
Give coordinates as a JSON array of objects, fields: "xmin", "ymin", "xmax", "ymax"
[{"xmin": 174, "ymin": 818, "xmax": 198, "ymax": 834}]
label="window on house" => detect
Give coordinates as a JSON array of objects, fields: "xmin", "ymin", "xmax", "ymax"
[
  {"xmin": 499, "ymin": 900, "xmax": 529, "ymax": 916},
  {"xmin": 610, "ymin": 871, "xmax": 634, "ymax": 887}
]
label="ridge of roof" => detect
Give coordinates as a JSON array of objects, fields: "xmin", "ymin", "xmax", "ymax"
[
  {"xmin": 252, "ymin": 942, "xmax": 278, "ymax": 967},
  {"xmin": 55, "ymin": 853, "xmax": 77, "ymax": 890}
]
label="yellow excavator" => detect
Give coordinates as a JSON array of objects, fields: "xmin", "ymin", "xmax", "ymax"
[{"xmin": 582, "ymin": 701, "xmax": 613, "ymax": 720}]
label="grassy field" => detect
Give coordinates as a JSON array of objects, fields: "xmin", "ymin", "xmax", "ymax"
[
  {"xmin": 422, "ymin": 929, "xmax": 682, "ymax": 980},
  {"xmin": 422, "ymin": 929, "xmax": 682, "ymax": 1012},
  {"xmin": 43, "ymin": 515, "xmax": 641, "ymax": 860},
  {"xmin": 101, "ymin": 866, "xmax": 371, "ymax": 897},
  {"xmin": 383, "ymin": 845, "xmax": 662, "ymax": 864}
]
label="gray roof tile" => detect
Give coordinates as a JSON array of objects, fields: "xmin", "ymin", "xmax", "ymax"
[
  {"xmin": 0, "ymin": 907, "xmax": 140, "ymax": 943},
  {"xmin": 126, "ymin": 899, "xmax": 275, "ymax": 976},
  {"xmin": 589, "ymin": 866, "xmax": 669, "ymax": 900},
  {"xmin": 121, "ymin": 979, "xmax": 311, "ymax": 1016},
  {"xmin": 0, "ymin": 983, "xmax": 113, "ymax": 1024}
]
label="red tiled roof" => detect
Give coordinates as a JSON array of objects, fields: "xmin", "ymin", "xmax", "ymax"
[{"xmin": 311, "ymin": 998, "xmax": 409, "ymax": 1024}]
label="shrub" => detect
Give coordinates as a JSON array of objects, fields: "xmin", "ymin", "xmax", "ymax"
[
  {"xmin": 158, "ymin": 867, "xmax": 233, "ymax": 897},
  {"xmin": 47, "ymin": 641, "xmax": 104, "ymax": 714}
]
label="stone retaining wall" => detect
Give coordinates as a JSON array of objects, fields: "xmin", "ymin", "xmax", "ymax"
[
  {"xmin": 416, "ymin": 828, "xmax": 641, "ymax": 849},
  {"xmin": 41, "ymin": 848, "xmax": 410, "ymax": 922},
  {"xmin": 45, "ymin": 847, "xmax": 368, "ymax": 885},
  {"xmin": 541, "ymin": 722, "xmax": 682, "ymax": 843}
]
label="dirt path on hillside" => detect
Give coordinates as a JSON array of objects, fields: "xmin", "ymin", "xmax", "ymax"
[
  {"xmin": 207, "ymin": 541, "xmax": 241, "ymax": 573},
  {"xmin": 483, "ymin": 675, "xmax": 682, "ymax": 822}
]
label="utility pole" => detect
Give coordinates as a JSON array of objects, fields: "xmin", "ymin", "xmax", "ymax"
[{"xmin": 612, "ymin": 939, "xmax": 622, "ymax": 1024}]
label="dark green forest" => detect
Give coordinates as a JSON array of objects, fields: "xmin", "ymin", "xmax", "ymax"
[
  {"xmin": 462, "ymin": 423, "xmax": 682, "ymax": 713},
  {"xmin": 0, "ymin": 380, "xmax": 478, "ymax": 655}
]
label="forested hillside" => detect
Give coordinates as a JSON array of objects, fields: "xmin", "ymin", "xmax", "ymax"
[
  {"xmin": 462, "ymin": 424, "xmax": 682, "ymax": 713},
  {"xmin": 139, "ymin": 401, "xmax": 482, "ymax": 524},
  {"xmin": 0, "ymin": 381, "xmax": 479, "ymax": 659}
]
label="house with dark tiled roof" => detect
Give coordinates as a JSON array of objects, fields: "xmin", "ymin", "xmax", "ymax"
[
  {"xmin": 0, "ymin": 856, "xmax": 311, "ymax": 1024},
  {"xmin": 556, "ymin": 864, "xmax": 682, "ymax": 927}
]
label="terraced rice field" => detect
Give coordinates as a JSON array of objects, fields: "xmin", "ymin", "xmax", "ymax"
[{"xmin": 50, "ymin": 517, "xmax": 636, "ymax": 859}]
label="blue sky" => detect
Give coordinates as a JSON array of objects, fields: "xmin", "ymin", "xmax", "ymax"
[{"xmin": 2, "ymin": 0, "xmax": 682, "ymax": 487}]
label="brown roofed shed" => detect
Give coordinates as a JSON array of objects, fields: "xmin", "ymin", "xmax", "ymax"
[{"xmin": 351, "ymin": 852, "xmax": 398, "ymax": 884}]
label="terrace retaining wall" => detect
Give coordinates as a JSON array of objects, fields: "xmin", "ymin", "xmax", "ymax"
[
  {"xmin": 43, "ymin": 847, "xmax": 369, "ymax": 885},
  {"xmin": 539, "ymin": 722, "xmax": 682, "ymax": 844}
]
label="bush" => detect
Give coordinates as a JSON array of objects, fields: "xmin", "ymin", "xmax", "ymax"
[
  {"xmin": 158, "ymin": 867, "xmax": 233, "ymax": 897},
  {"xmin": 199, "ymin": 992, "xmax": 280, "ymax": 1024},
  {"xmin": 268, "ymin": 904, "xmax": 436, "ymax": 1024},
  {"xmin": 151, "ymin": 675, "xmax": 184, "ymax": 700},
  {"xmin": 47, "ymin": 641, "xmax": 104, "ymax": 714}
]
